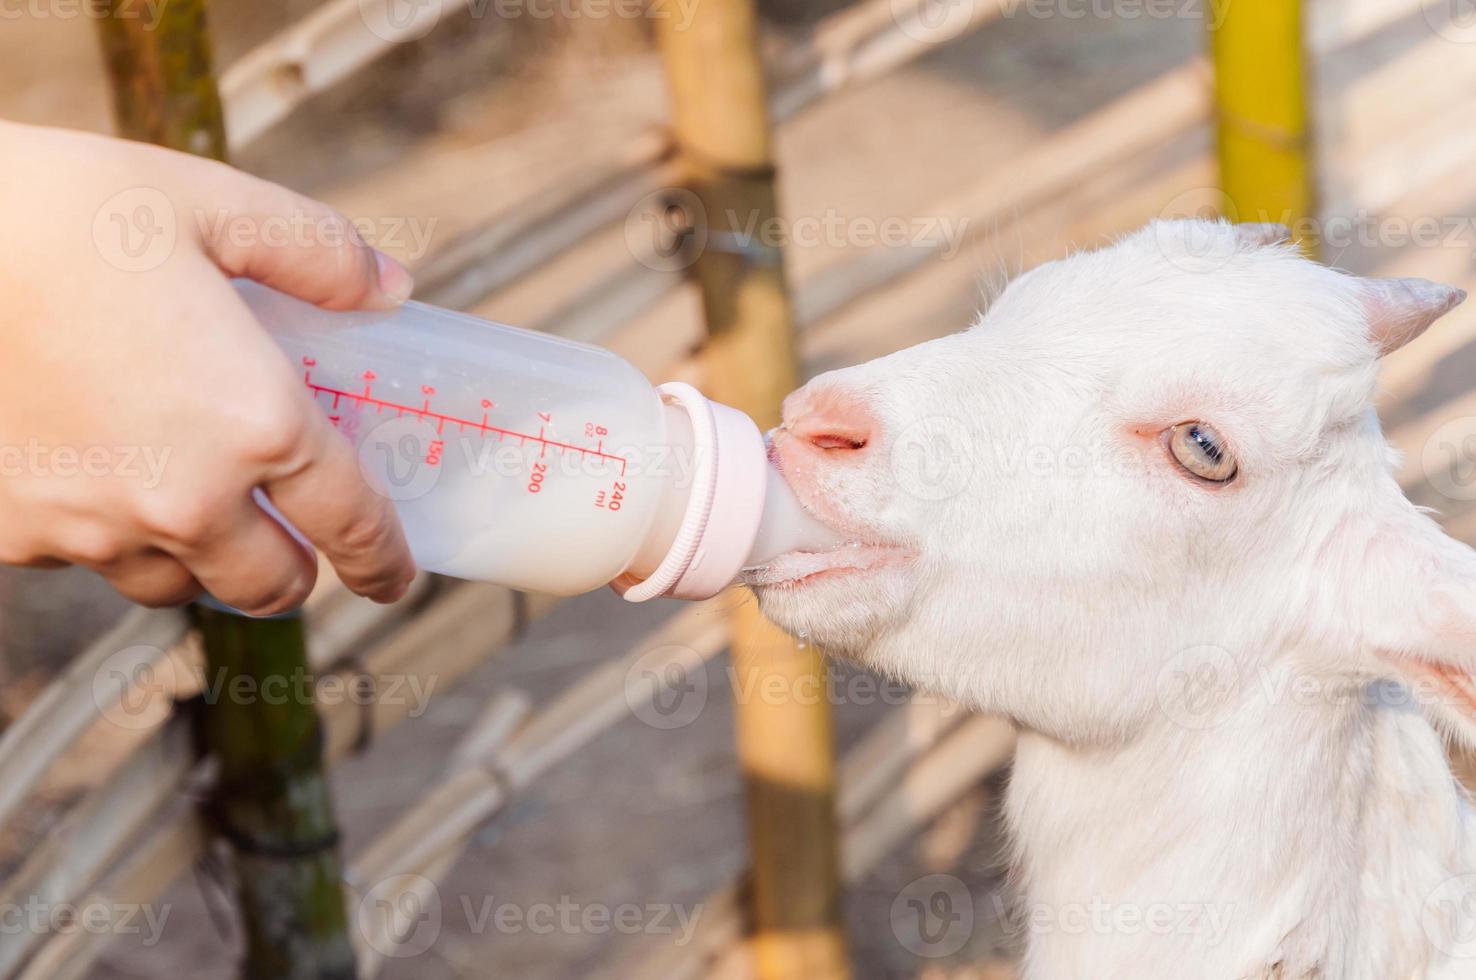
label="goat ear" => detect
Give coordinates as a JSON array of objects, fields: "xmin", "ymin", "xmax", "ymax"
[
  {"xmin": 1357, "ymin": 516, "xmax": 1476, "ymax": 747},
  {"xmin": 1362, "ymin": 277, "xmax": 1466, "ymax": 356}
]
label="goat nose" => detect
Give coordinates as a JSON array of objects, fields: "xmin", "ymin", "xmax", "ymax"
[{"xmin": 782, "ymin": 386, "xmax": 874, "ymax": 454}]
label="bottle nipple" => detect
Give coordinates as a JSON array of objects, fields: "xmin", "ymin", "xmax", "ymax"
[
  {"xmin": 613, "ymin": 384, "xmax": 843, "ymax": 602},
  {"xmin": 745, "ymin": 464, "xmax": 846, "ymax": 568}
]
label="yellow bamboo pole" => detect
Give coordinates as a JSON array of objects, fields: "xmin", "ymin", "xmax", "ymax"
[
  {"xmin": 653, "ymin": 5, "xmax": 850, "ymax": 979},
  {"xmin": 1208, "ymin": 0, "xmax": 1318, "ymax": 256}
]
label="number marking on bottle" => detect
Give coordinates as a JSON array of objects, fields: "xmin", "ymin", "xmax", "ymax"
[
  {"xmin": 596, "ymin": 480, "xmax": 626, "ymax": 512},
  {"xmin": 298, "ymin": 358, "xmax": 628, "ymax": 475}
]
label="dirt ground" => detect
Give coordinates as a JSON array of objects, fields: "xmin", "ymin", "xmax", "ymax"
[{"xmin": 2, "ymin": 1, "xmax": 1474, "ymax": 977}]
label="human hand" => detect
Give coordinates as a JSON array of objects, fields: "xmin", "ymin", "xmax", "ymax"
[{"xmin": 0, "ymin": 121, "xmax": 418, "ymax": 615}]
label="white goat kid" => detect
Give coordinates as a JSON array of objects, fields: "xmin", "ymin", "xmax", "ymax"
[{"xmin": 749, "ymin": 220, "xmax": 1476, "ymax": 979}]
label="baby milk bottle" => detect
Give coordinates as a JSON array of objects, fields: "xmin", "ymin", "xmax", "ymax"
[{"xmin": 236, "ymin": 281, "xmax": 840, "ymax": 599}]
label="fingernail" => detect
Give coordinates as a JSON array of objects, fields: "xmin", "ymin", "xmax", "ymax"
[{"xmin": 373, "ymin": 250, "xmax": 415, "ymax": 307}]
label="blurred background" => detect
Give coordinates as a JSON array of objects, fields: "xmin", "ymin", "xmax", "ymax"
[{"xmin": 1, "ymin": 0, "xmax": 1474, "ymax": 977}]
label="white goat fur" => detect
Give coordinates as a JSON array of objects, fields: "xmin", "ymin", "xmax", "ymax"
[{"xmin": 756, "ymin": 220, "xmax": 1476, "ymax": 979}]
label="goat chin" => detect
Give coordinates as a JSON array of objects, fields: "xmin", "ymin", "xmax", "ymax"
[{"xmin": 752, "ymin": 219, "xmax": 1476, "ymax": 978}]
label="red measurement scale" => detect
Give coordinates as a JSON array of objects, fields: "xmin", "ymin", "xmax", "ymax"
[{"xmin": 301, "ymin": 358, "xmax": 629, "ymax": 477}]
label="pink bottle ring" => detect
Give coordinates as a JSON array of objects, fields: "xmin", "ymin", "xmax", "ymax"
[{"xmin": 614, "ymin": 383, "xmax": 767, "ymax": 602}]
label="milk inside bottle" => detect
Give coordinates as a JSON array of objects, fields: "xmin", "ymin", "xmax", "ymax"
[{"xmin": 237, "ymin": 281, "xmax": 842, "ymax": 599}]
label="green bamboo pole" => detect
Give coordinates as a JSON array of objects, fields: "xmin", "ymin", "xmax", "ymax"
[
  {"xmin": 95, "ymin": 0, "xmax": 227, "ymax": 160},
  {"xmin": 1208, "ymin": 0, "xmax": 1318, "ymax": 257},
  {"xmin": 95, "ymin": 6, "xmax": 356, "ymax": 977},
  {"xmin": 653, "ymin": 5, "xmax": 850, "ymax": 979},
  {"xmin": 193, "ymin": 606, "xmax": 356, "ymax": 980}
]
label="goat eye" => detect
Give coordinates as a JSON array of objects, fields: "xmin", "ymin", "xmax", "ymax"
[{"xmin": 1166, "ymin": 422, "xmax": 1238, "ymax": 483}]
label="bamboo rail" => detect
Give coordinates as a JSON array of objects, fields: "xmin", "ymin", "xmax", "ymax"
[
  {"xmin": 212, "ymin": 0, "xmax": 1401, "ymax": 328},
  {"xmin": 351, "ymin": 605, "xmax": 728, "ymax": 973},
  {"xmin": 5, "ymin": 583, "xmax": 553, "ymax": 978},
  {"xmin": 1209, "ymin": 0, "xmax": 1317, "ymax": 254},
  {"xmin": 200, "ymin": 0, "xmax": 1016, "ymax": 319},
  {"xmin": 526, "ymin": 60, "xmax": 1214, "ymax": 386},
  {"xmin": 0, "ymin": 607, "xmax": 185, "ymax": 835},
  {"xmin": 0, "ymin": 579, "xmax": 432, "ymax": 979},
  {"xmin": 413, "ymin": 0, "xmax": 1012, "ymax": 313},
  {"xmin": 18, "ymin": 602, "xmax": 722, "ymax": 979},
  {"xmin": 15, "ymin": 815, "xmax": 208, "ymax": 980},
  {"xmin": 351, "ymin": 690, "xmax": 535, "ymax": 977},
  {"xmin": 497, "ymin": 19, "xmax": 1445, "ymax": 372},
  {"xmin": 630, "ymin": 701, "xmax": 1016, "ymax": 980},
  {"xmin": 654, "ymin": 2, "xmax": 849, "ymax": 978},
  {"xmin": 219, "ymin": 0, "xmax": 477, "ymax": 149}
]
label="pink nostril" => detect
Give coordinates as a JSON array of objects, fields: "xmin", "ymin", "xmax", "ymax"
[
  {"xmin": 782, "ymin": 386, "xmax": 874, "ymax": 454},
  {"xmin": 814, "ymin": 433, "xmax": 866, "ymax": 451},
  {"xmin": 801, "ymin": 426, "xmax": 868, "ymax": 451}
]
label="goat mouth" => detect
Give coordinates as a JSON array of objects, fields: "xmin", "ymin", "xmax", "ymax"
[{"xmin": 740, "ymin": 543, "xmax": 915, "ymax": 588}]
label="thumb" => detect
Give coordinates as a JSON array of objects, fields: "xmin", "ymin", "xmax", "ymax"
[{"xmin": 188, "ymin": 165, "xmax": 414, "ymax": 311}]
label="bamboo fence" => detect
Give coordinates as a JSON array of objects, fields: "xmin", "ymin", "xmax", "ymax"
[{"xmin": 5, "ymin": 0, "xmax": 1460, "ymax": 976}]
